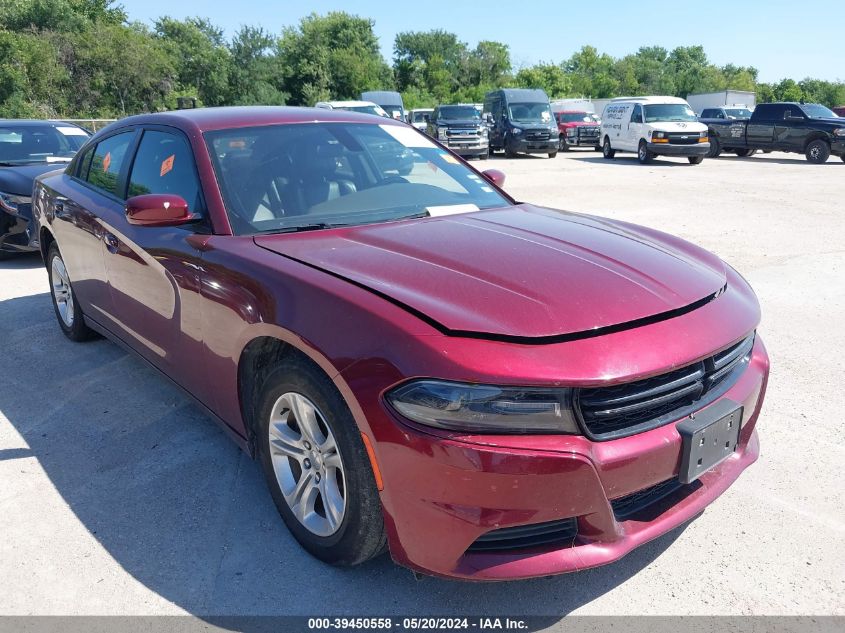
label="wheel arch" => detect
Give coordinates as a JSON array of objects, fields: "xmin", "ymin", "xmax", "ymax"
[
  {"xmin": 39, "ymin": 225, "xmax": 56, "ymax": 263},
  {"xmin": 236, "ymin": 331, "xmax": 370, "ymax": 459},
  {"xmin": 803, "ymin": 133, "xmax": 830, "ymax": 151}
]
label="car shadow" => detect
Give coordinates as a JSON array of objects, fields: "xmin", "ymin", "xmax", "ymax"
[
  {"xmin": 0, "ymin": 292, "xmax": 692, "ymax": 623},
  {"xmin": 0, "ymin": 251, "xmax": 43, "ymax": 269},
  {"xmin": 712, "ymin": 155, "xmax": 845, "ymax": 166},
  {"xmin": 569, "ymin": 156, "xmax": 695, "ymax": 167}
]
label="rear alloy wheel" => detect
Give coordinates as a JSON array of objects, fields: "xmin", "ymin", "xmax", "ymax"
[
  {"xmin": 47, "ymin": 243, "xmax": 96, "ymax": 342},
  {"xmin": 602, "ymin": 137, "xmax": 615, "ymax": 159},
  {"xmin": 707, "ymin": 136, "xmax": 722, "ymax": 158},
  {"xmin": 806, "ymin": 139, "xmax": 830, "ymax": 164},
  {"xmin": 257, "ymin": 357, "xmax": 386, "ymax": 566},
  {"xmin": 734, "ymin": 148, "xmax": 755, "ymax": 157},
  {"xmin": 688, "ymin": 156, "xmax": 704, "ymax": 165},
  {"xmin": 637, "ymin": 140, "xmax": 654, "ymax": 164}
]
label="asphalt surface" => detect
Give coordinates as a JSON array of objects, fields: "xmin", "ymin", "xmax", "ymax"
[{"xmin": 1, "ymin": 150, "xmax": 843, "ymax": 621}]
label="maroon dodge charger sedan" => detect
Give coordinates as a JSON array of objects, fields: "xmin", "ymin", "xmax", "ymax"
[{"xmin": 32, "ymin": 107, "xmax": 768, "ymax": 580}]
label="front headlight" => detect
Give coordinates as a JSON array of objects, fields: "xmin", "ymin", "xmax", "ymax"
[
  {"xmin": 833, "ymin": 128, "xmax": 845, "ymax": 137},
  {"xmin": 511, "ymin": 127, "xmax": 523, "ymax": 135},
  {"xmin": 652, "ymin": 131, "xmax": 666, "ymax": 139},
  {"xmin": 566, "ymin": 127, "xmax": 577, "ymax": 136},
  {"xmin": 0, "ymin": 191, "xmax": 30, "ymax": 215},
  {"xmin": 479, "ymin": 126, "xmax": 488, "ymax": 137},
  {"xmin": 385, "ymin": 379, "xmax": 580, "ymax": 434},
  {"xmin": 437, "ymin": 126, "xmax": 448, "ymax": 140}
]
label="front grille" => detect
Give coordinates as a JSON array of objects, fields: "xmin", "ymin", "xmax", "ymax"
[
  {"xmin": 579, "ymin": 126, "xmax": 600, "ymax": 137},
  {"xmin": 666, "ymin": 132, "xmax": 701, "ymax": 145},
  {"xmin": 575, "ymin": 334, "xmax": 754, "ymax": 440},
  {"xmin": 446, "ymin": 128, "xmax": 480, "ymax": 138},
  {"xmin": 525, "ymin": 130, "xmax": 551, "ymax": 141},
  {"xmin": 467, "ymin": 517, "xmax": 577, "ymax": 552},
  {"xmin": 611, "ymin": 479, "xmax": 684, "ymax": 521}
]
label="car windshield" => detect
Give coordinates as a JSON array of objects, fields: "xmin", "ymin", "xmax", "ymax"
[
  {"xmin": 802, "ymin": 104, "xmax": 837, "ymax": 119},
  {"xmin": 724, "ymin": 108, "xmax": 753, "ymax": 119},
  {"xmin": 438, "ymin": 106, "xmax": 480, "ymax": 121},
  {"xmin": 336, "ymin": 105, "xmax": 389, "ymax": 118},
  {"xmin": 206, "ymin": 122, "xmax": 510, "ymax": 236},
  {"xmin": 0, "ymin": 124, "xmax": 89, "ymax": 165},
  {"xmin": 508, "ymin": 102, "xmax": 553, "ymax": 124},
  {"xmin": 557, "ymin": 112, "xmax": 598, "ymax": 123},
  {"xmin": 412, "ymin": 112, "xmax": 430, "ymax": 123},
  {"xmin": 643, "ymin": 104, "xmax": 697, "ymax": 123}
]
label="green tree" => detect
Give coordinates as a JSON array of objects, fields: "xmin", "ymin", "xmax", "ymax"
[
  {"xmin": 514, "ymin": 63, "xmax": 570, "ymax": 98},
  {"xmin": 0, "ymin": 0, "xmax": 125, "ymax": 32},
  {"xmin": 228, "ymin": 26, "xmax": 287, "ymax": 105},
  {"xmin": 154, "ymin": 16, "xmax": 232, "ymax": 107},
  {"xmin": 278, "ymin": 12, "xmax": 391, "ymax": 105}
]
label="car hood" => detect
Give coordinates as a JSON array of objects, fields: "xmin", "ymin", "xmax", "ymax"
[
  {"xmin": 648, "ymin": 121, "xmax": 708, "ymax": 133},
  {"xmin": 438, "ymin": 119, "xmax": 483, "ymax": 127},
  {"xmin": 560, "ymin": 121, "xmax": 599, "ymax": 128},
  {"xmin": 254, "ymin": 205, "xmax": 727, "ymax": 340},
  {"xmin": 0, "ymin": 163, "xmax": 67, "ymax": 196}
]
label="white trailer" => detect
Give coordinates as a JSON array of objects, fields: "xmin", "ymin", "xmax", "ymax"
[
  {"xmin": 685, "ymin": 90, "xmax": 756, "ymax": 115},
  {"xmin": 550, "ymin": 98, "xmax": 595, "ymax": 113}
]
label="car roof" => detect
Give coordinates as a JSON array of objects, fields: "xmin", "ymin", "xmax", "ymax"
[
  {"xmin": 0, "ymin": 119, "xmax": 86, "ymax": 128},
  {"xmin": 361, "ymin": 91, "xmax": 403, "ymax": 105},
  {"xmin": 554, "ymin": 110, "xmax": 592, "ymax": 114},
  {"xmin": 487, "ymin": 88, "xmax": 549, "ymax": 100},
  {"xmin": 610, "ymin": 96, "xmax": 689, "ymax": 105},
  {"xmin": 317, "ymin": 100, "xmax": 380, "ymax": 108},
  {"xmin": 91, "ymin": 106, "xmax": 405, "ymax": 137}
]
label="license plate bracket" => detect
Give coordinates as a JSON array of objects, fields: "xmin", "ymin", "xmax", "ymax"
[{"xmin": 677, "ymin": 400, "xmax": 743, "ymax": 484}]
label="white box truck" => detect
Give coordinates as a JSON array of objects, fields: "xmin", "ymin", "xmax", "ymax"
[{"xmin": 686, "ymin": 90, "xmax": 756, "ymax": 116}]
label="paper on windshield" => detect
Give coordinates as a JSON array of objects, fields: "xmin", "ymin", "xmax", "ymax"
[
  {"xmin": 380, "ymin": 124, "xmax": 436, "ymax": 148},
  {"xmin": 426, "ymin": 203, "xmax": 479, "ymax": 217},
  {"xmin": 56, "ymin": 126, "xmax": 88, "ymax": 136}
]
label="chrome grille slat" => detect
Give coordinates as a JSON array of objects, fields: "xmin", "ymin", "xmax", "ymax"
[{"xmin": 579, "ymin": 365, "xmax": 704, "ymax": 408}]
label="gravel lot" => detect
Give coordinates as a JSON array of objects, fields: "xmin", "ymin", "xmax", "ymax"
[{"xmin": 1, "ymin": 150, "xmax": 843, "ymax": 621}]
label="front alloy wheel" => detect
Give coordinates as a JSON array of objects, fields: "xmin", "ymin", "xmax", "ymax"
[
  {"xmin": 268, "ymin": 391, "xmax": 346, "ymax": 537},
  {"xmin": 637, "ymin": 140, "xmax": 653, "ymax": 164}
]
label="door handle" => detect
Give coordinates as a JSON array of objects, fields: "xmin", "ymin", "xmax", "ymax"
[{"xmin": 103, "ymin": 233, "xmax": 119, "ymax": 253}]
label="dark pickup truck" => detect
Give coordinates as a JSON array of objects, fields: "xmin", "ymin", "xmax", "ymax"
[{"xmin": 703, "ymin": 102, "xmax": 845, "ymax": 163}]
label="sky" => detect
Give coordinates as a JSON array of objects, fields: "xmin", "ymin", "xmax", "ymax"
[{"xmin": 119, "ymin": 0, "xmax": 842, "ymax": 84}]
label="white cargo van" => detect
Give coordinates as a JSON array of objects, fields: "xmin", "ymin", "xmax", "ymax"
[{"xmin": 600, "ymin": 96, "xmax": 710, "ymax": 165}]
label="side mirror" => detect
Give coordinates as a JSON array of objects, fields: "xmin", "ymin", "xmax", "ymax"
[
  {"xmin": 481, "ymin": 169, "xmax": 505, "ymax": 188},
  {"xmin": 125, "ymin": 194, "xmax": 198, "ymax": 227}
]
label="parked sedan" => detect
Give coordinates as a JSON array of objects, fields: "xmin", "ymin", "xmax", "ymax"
[
  {"xmin": 0, "ymin": 120, "xmax": 89, "ymax": 258},
  {"xmin": 33, "ymin": 106, "xmax": 768, "ymax": 580}
]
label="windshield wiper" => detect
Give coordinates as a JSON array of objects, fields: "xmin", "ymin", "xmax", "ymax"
[{"xmin": 261, "ymin": 222, "xmax": 336, "ymax": 234}]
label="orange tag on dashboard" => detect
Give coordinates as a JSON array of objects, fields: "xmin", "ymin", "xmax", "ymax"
[
  {"xmin": 102, "ymin": 152, "xmax": 111, "ymax": 172},
  {"xmin": 160, "ymin": 154, "xmax": 175, "ymax": 177}
]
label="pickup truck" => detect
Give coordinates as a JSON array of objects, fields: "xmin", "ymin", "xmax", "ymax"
[
  {"xmin": 554, "ymin": 111, "xmax": 602, "ymax": 151},
  {"xmin": 703, "ymin": 102, "xmax": 845, "ymax": 163}
]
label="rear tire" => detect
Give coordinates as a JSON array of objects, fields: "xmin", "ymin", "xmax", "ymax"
[
  {"xmin": 637, "ymin": 140, "xmax": 653, "ymax": 164},
  {"xmin": 256, "ymin": 356, "xmax": 387, "ymax": 566},
  {"xmin": 47, "ymin": 243, "xmax": 96, "ymax": 342},
  {"xmin": 734, "ymin": 148, "xmax": 755, "ymax": 157},
  {"xmin": 806, "ymin": 139, "xmax": 830, "ymax": 164},
  {"xmin": 688, "ymin": 156, "xmax": 704, "ymax": 165},
  {"xmin": 602, "ymin": 137, "xmax": 615, "ymax": 159},
  {"xmin": 707, "ymin": 136, "xmax": 721, "ymax": 158},
  {"xmin": 548, "ymin": 151, "xmax": 557, "ymax": 159}
]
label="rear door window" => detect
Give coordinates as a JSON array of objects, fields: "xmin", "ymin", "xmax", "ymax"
[
  {"xmin": 127, "ymin": 130, "xmax": 203, "ymax": 214},
  {"xmin": 86, "ymin": 132, "xmax": 134, "ymax": 197}
]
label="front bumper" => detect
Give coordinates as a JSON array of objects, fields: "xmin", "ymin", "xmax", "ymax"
[
  {"xmin": 831, "ymin": 139, "xmax": 845, "ymax": 156},
  {"xmin": 370, "ymin": 336, "xmax": 768, "ymax": 580},
  {"xmin": 444, "ymin": 140, "xmax": 489, "ymax": 157},
  {"xmin": 507, "ymin": 135, "xmax": 558, "ymax": 154},
  {"xmin": 647, "ymin": 142, "xmax": 709, "ymax": 157},
  {"xmin": 0, "ymin": 207, "xmax": 37, "ymax": 253}
]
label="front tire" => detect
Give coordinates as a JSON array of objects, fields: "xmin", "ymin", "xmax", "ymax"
[
  {"xmin": 602, "ymin": 137, "xmax": 615, "ymax": 159},
  {"xmin": 256, "ymin": 356, "xmax": 386, "ymax": 566},
  {"xmin": 559, "ymin": 135, "xmax": 569, "ymax": 151},
  {"xmin": 707, "ymin": 136, "xmax": 721, "ymax": 158},
  {"xmin": 806, "ymin": 139, "xmax": 830, "ymax": 164},
  {"xmin": 548, "ymin": 151, "xmax": 557, "ymax": 159},
  {"xmin": 688, "ymin": 156, "xmax": 704, "ymax": 165},
  {"xmin": 47, "ymin": 243, "xmax": 96, "ymax": 342},
  {"xmin": 637, "ymin": 140, "xmax": 654, "ymax": 164}
]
